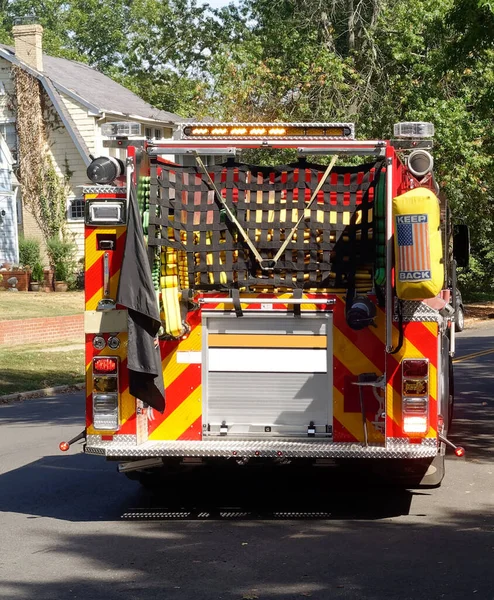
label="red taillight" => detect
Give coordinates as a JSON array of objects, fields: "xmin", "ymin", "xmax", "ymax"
[
  {"xmin": 93, "ymin": 357, "xmax": 118, "ymax": 374},
  {"xmin": 455, "ymin": 446, "xmax": 465, "ymax": 457},
  {"xmin": 402, "ymin": 359, "xmax": 429, "ymax": 378},
  {"xmin": 59, "ymin": 441, "xmax": 70, "ymax": 452}
]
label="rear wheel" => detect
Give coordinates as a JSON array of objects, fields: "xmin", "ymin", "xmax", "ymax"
[{"xmin": 455, "ymin": 305, "xmax": 465, "ymax": 332}]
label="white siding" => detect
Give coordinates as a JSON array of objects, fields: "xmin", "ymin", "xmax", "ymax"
[
  {"xmin": 44, "ymin": 94, "xmax": 88, "ymax": 260},
  {"xmin": 58, "ymin": 92, "xmax": 96, "ymax": 155},
  {"xmin": 0, "ymin": 58, "xmax": 15, "ymax": 123},
  {"xmin": 67, "ymin": 220, "xmax": 84, "ymax": 258}
]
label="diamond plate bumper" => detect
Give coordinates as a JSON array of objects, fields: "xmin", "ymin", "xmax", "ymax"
[{"xmin": 84, "ymin": 438, "xmax": 438, "ymax": 460}]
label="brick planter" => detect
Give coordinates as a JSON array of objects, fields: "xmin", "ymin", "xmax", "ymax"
[
  {"xmin": 43, "ymin": 269, "xmax": 55, "ymax": 292},
  {"xmin": 0, "ymin": 314, "xmax": 84, "ymax": 347},
  {"xmin": 0, "ymin": 269, "xmax": 31, "ymax": 292}
]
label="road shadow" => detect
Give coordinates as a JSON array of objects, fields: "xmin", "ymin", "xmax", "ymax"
[
  {"xmin": 0, "ymin": 452, "xmax": 419, "ymax": 523},
  {"xmin": 0, "ymin": 393, "xmax": 84, "ymax": 426},
  {"xmin": 1, "ymin": 496, "xmax": 493, "ymax": 600}
]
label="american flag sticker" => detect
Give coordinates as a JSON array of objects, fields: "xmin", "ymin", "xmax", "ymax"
[{"xmin": 396, "ymin": 214, "xmax": 431, "ymax": 281}]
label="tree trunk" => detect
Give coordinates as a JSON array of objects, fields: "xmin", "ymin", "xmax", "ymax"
[{"xmin": 348, "ymin": 0, "xmax": 355, "ymax": 51}]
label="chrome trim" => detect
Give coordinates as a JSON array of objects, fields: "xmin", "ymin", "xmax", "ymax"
[
  {"xmin": 84, "ymin": 438, "xmax": 437, "ymax": 459},
  {"xmin": 395, "ymin": 300, "xmax": 443, "ymax": 323},
  {"xmin": 82, "ymin": 186, "xmax": 126, "ymax": 194}
]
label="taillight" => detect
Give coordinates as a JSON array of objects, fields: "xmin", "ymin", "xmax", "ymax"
[
  {"xmin": 402, "ymin": 359, "xmax": 428, "ymax": 378},
  {"xmin": 403, "ymin": 379, "xmax": 428, "ymax": 396},
  {"xmin": 92, "ymin": 357, "xmax": 119, "ymax": 430},
  {"xmin": 93, "ymin": 393, "xmax": 119, "ymax": 430},
  {"xmin": 93, "ymin": 357, "xmax": 118, "ymax": 374},
  {"xmin": 403, "ymin": 415, "xmax": 428, "ymax": 434},
  {"xmin": 402, "ymin": 359, "xmax": 429, "ymax": 436},
  {"xmin": 403, "ymin": 397, "xmax": 428, "ymax": 414}
]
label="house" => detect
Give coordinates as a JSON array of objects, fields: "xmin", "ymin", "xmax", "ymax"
[{"xmin": 0, "ymin": 24, "xmax": 182, "ymax": 264}]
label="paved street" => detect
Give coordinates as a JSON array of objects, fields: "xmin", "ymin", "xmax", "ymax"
[{"xmin": 0, "ymin": 324, "xmax": 493, "ymax": 600}]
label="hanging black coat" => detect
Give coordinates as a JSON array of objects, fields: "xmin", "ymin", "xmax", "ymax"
[{"xmin": 116, "ymin": 185, "xmax": 165, "ymax": 413}]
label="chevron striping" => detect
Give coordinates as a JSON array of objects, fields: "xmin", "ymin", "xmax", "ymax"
[
  {"xmin": 333, "ymin": 326, "xmax": 383, "ymax": 377},
  {"xmin": 149, "ymin": 385, "xmax": 202, "ymax": 441},
  {"xmin": 86, "ymin": 272, "xmax": 121, "ymax": 311},
  {"xmin": 333, "ymin": 388, "xmax": 365, "ymax": 442}
]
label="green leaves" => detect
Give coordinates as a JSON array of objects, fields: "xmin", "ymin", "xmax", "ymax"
[{"xmin": 1, "ymin": 0, "xmax": 492, "ymax": 292}]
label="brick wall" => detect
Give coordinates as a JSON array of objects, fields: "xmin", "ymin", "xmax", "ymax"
[
  {"xmin": 0, "ymin": 314, "xmax": 84, "ymax": 346},
  {"xmin": 0, "ymin": 270, "xmax": 30, "ymax": 291}
]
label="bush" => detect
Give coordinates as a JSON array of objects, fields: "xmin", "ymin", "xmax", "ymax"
[
  {"xmin": 46, "ymin": 237, "xmax": 77, "ymax": 285},
  {"xmin": 18, "ymin": 237, "xmax": 42, "ymax": 269},
  {"xmin": 31, "ymin": 261, "xmax": 44, "ymax": 283}
]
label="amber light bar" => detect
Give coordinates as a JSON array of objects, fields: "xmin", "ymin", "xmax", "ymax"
[{"xmin": 181, "ymin": 122, "xmax": 355, "ymax": 140}]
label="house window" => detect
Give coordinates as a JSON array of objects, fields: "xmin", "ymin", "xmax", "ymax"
[
  {"xmin": 154, "ymin": 128, "xmax": 162, "ymax": 139},
  {"xmin": 145, "ymin": 127, "xmax": 152, "ymax": 139},
  {"xmin": 0, "ymin": 121, "xmax": 18, "ymax": 164},
  {"xmin": 68, "ymin": 198, "xmax": 85, "ymax": 221}
]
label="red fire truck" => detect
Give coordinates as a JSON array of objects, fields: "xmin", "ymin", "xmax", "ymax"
[{"xmin": 61, "ymin": 121, "xmax": 469, "ymax": 487}]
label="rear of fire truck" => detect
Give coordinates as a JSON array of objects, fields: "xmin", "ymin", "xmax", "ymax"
[{"xmin": 62, "ymin": 121, "xmax": 467, "ymax": 488}]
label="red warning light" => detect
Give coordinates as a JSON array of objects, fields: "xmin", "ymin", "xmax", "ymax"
[
  {"xmin": 59, "ymin": 441, "xmax": 70, "ymax": 452},
  {"xmin": 93, "ymin": 357, "xmax": 118, "ymax": 374},
  {"xmin": 403, "ymin": 359, "xmax": 428, "ymax": 378},
  {"xmin": 455, "ymin": 446, "xmax": 465, "ymax": 457}
]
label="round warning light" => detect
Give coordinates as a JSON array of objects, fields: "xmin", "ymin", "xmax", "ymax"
[
  {"xmin": 455, "ymin": 446, "xmax": 465, "ymax": 457},
  {"xmin": 59, "ymin": 441, "xmax": 70, "ymax": 452}
]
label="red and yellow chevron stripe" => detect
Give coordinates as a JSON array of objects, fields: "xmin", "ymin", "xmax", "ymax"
[
  {"xmin": 332, "ymin": 296, "xmax": 386, "ymax": 443},
  {"xmin": 148, "ymin": 310, "xmax": 202, "ymax": 441},
  {"xmin": 84, "ymin": 209, "xmax": 136, "ymax": 436},
  {"xmin": 385, "ymin": 320, "xmax": 438, "ymax": 439}
]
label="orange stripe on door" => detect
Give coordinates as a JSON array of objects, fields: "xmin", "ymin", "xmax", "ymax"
[{"xmin": 208, "ymin": 334, "xmax": 327, "ymax": 349}]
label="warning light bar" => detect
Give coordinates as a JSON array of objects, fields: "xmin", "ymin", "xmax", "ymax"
[{"xmin": 181, "ymin": 122, "xmax": 355, "ymax": 140}]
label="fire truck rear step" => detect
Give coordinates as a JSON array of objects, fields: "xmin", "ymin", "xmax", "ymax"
[{"xmin": 86, "ymin": 437, "xmax": 438, "ymax": 459}]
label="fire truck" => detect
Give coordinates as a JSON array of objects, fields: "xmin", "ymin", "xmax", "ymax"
[{"xmin": 60, "ymin": 121, "xmax": 469, "ymax": 488}]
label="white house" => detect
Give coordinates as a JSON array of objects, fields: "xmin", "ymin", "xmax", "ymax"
[{"xmin": 0, "ymin": 24, "xmax": 182, "ymax": 263}]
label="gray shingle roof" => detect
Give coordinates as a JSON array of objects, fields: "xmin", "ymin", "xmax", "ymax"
[{"xmin": 0, "ymin": 44, "xmax": 182, "ymax": 124}]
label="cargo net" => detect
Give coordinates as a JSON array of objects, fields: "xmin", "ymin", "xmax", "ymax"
[{"xmin": 148, "ymin": 160, "xmax": 384, "ymax": 292}]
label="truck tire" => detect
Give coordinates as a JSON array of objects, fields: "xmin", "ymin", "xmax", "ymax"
[{"xmin": 455, "ymin": 305, "xmax": 465, "ymax": 332}]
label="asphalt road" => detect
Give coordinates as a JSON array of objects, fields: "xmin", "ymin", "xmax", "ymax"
[{"xmin": 0, "ymin": 324, "xmax": 493, "ymax": 600}]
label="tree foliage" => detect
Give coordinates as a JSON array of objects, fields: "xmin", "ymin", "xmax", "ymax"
[{"xmin": 0, "ymin": 0, "xmax": 493, "ymax": 292}]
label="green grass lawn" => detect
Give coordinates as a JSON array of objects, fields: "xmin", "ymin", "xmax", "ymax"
[
  {"xmin": 0, "ymin": 341, "xmax": 85, "ymax": 396},
  {"xmin": 0, "ymin": 291, "xmax": 84, "ymax": 320}
]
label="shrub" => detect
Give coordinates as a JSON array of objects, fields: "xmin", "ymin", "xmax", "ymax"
[
  {"xmin": 46, "ymin": 237, "xmax": 77, "ymax": 285},
  {"xmin": 18, "ymin": 237, "xmax": 41, "ymax": 269},
  {"xmin": 31, "ymin": 261, "xmax": 44, "ymax": 283}
]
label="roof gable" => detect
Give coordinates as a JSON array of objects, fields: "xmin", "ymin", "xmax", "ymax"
[{"xmin": 0, "ymin": 44, "xmax": 182, "ymax": 124}]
